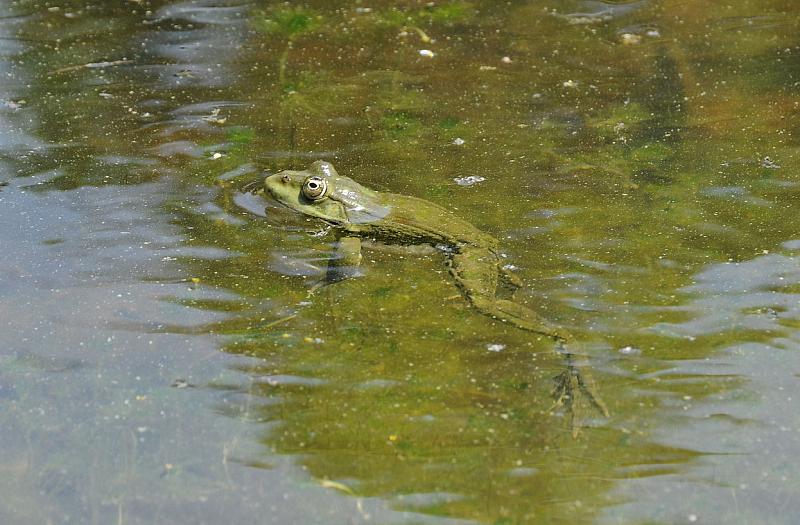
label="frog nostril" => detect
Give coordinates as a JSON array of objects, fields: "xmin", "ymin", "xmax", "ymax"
[{"xmin": 281, "ymin": 174, "xmax": 290, "ymax": 183}]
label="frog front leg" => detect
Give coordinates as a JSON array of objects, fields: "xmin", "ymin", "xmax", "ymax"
[{"xmin": 324, "ymin": 235, "xmax": 363, "ymax": 283}]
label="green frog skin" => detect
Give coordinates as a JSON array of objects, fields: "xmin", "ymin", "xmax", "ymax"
[{"xmin": 262, "ymin": 161, "xmax": 608, "ymax": 430}]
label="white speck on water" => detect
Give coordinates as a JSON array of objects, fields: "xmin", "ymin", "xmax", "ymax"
[
  {"xmin": 454, "ymin": 175, "xmax": 485, "ymax": 186},
  {"xmin": 620, "ymin": 33, "xmax": 642, "ymax": 45},
  {"xmin": 502, "ymin": 264, "xmax": 518, "ymax": 271},
  {"xmin": 210, "ymin": 152, "xmax": 222, "ymax": 160},
  {"xmin": 618, "ymin": 345, "xmax": 640, "ymax": 356},
  {"xmin": 452, "ymin": 138, "xmax": 465, "ymax": 146},
  {"xmin": 761, "ymin": 156, "xmax": 780, "ymax": 169},
  {"xmin": 487, "ymin": 343, "xmax": 506, "ymax": 352},
  {"xmin": 501, "ymin": 56, "xmax": 512, "ymax": 64},
  {"xmin": 562, "ymin": 80, "xmax": 578, "ymax": 88},
  {"xmin": 419, "ymin": 49, "xmax": 435, "ymax": 58},
  {"xmin": 688, "ymin": 515, "xmax": 698, "ymax": 523}
]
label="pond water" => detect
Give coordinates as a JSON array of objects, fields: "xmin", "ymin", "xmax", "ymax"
[{"xmin": 1, "ymin": 1, "xmax": 799, "ymax": 523}]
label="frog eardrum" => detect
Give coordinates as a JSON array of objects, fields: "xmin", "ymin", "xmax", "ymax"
[{"xmin": 302, "ymin": 176, "xmax": 328, "ymax": 201}]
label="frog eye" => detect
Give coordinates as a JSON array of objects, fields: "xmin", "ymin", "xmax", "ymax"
[{"xmin": 302, "ymin": 176, "xmax": 328, "ymax": 201}]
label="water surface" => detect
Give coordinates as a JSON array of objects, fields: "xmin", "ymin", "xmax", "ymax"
[{"xmin": 1, "ymin": 1, "xmax": 799, "ymax": 523}]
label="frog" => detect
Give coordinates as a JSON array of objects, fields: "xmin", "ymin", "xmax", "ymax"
[{"xmin": 260, "ymin": 160, "xmax": 608, "ymax": 430}]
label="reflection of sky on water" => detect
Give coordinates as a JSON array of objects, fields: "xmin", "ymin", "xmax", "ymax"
[
  {"xmin": 604, "ymin": 248, "xmax": 800, "ymax": 524},
  {"xmin": 139, "ymin": 1, "xmax": 250, "ymax": 88},
  {"xmin": 654, "ymin": 250, "xmax": 800, "ymax": 336}
]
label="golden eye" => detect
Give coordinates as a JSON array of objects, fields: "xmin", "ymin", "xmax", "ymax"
[{"xmin": 302, "ymin": 176, "xmax": 328, "ymax": 201}]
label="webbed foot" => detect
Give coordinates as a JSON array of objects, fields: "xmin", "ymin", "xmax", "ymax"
[{"xmin": 550, "ymin": 342, "xmax": 609, "ymax": 437}]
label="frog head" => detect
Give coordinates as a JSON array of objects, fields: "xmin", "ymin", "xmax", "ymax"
[
  {"xmin": 264, "ymin": 161, "xmax": 349, "ymax": 224},
  {"xmin": 264, "ymin": 161, "xmax": 390, "ymax": 225}
]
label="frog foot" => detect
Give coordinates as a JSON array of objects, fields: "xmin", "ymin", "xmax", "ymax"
[{"xmin": 550, "ymin": 346, "xmax": 609, "ymax": 437}]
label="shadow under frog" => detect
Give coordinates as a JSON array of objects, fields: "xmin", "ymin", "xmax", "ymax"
[{"xmin": 258, "ymin": 160, "xmax": 608, "ymax": 432}]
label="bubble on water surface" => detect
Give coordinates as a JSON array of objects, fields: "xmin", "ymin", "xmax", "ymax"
[
  {"xmin": 453, "ymin": 175, "xmax": 485, "ymax": 186},
  {"xmin": 618, "ymin": 346, "xmax": 641, "ymax": 356}
]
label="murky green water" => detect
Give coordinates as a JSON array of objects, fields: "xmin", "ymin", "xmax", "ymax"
[{"xmin": 1, "ymin": 1, "xmax": 799, "ymax": 523}]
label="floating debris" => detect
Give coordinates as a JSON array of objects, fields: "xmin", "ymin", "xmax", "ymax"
[
  {"xmin": 403, "ymin": 26, "xmax": 432, "ymax": 43},
  {"xmin": 562, "ymin": 80, "xmax": 579, "ymax": 88},
  {"xmin": 620, "ymin": 33, "xmax": 642, "ymax": 45},
  {"xmin": 318, "ymin": 478, "xmax": 355, "ymax": 495},
  {"xmin": 487, "ymin": 343, "xmax": 506, "ymax": 352},
  {"xmin": 618, "ymin": 346, "xmax": 641, "ymax": 356},
  {"xmin": 618, "ymin": 26, "xmax": 662, "ymax": 45},
  {"xmin": 501, "ymin": 56, "xmax": 512, "ymax": 64},
  {"xmin": 454, "ymin": 175, "xmax": 485, "ymax": 186},
  {"xmin": 452, "ymin": 137, "xmax": 465, "ymax": 146},
  {"xmin": 419, "ymin": 49, "xmax": 435, "ymax": 58},
  {"xmin": 550, "ymin": 2, "xmax": 645, "ymax": 25},
  {"xmin": 761, "ymin": 156, "xmax": 780, "ymax": 169},
  {"xmin": 202, "ymin": 107, "xmax": 227, "ymax": 125},
  {"xmin": 50, "ymin": 58, "xmax": 133, "ymax": 75}
]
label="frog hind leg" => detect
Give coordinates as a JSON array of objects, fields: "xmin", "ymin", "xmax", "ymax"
[
  {"xmin": 449, "ymin": 249, "xmax": 609, "ymax": 432},
  {"xmin": 474, "ymin": 295, "xmax": 610, "ymax": 433},
  {"xmin": 448, "ymin": 248, "xmax": 570, "ymax": 340},
  {"xmin": 550, "ymin": 340, "xmax": 610, "ymax": 437}
]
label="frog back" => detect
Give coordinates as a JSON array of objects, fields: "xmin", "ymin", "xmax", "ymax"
[{"xmin": 362, "ymin": 192, "xmax": 499, "ymax": 250}]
